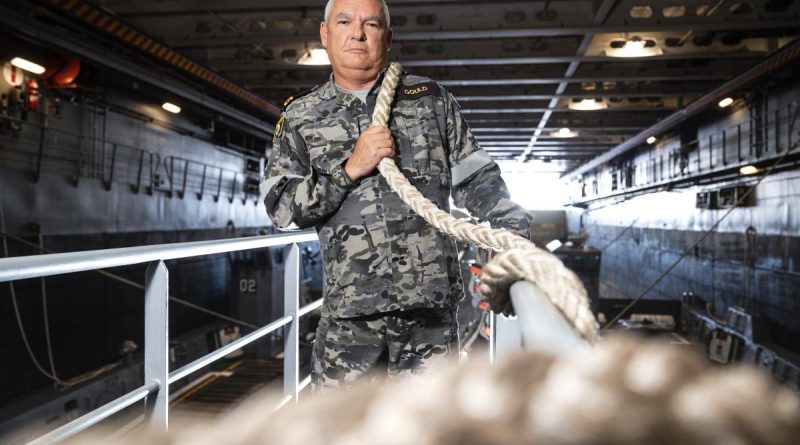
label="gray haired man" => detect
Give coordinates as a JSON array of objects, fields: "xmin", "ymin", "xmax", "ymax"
[{"xmin": 261, "ymin": 0, "xmax": 535, "ymax": 392}]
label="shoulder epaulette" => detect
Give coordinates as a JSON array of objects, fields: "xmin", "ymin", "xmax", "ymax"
[
  {"xmin": 274, "ymin": 86, "xmax": 318, "ymax": 142},
  {"xmin": 281, "ymin": 86, "xmax": 318, "ymax": 111}
]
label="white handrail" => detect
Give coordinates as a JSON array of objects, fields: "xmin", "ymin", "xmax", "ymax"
[
  {"xmin": 0, "ymin": 231, "xmax": 317, "ymax": 282},
  {"xmin": 4, "ymin": 231, "xmax": 321, "ymax": 445}
]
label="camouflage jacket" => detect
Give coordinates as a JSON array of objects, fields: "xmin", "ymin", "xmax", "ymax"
[{"xmin": 262, "ymin": 70, "xmax": 535, "ymax": 318}]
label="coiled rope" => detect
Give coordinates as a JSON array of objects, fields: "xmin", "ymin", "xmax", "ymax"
[{"xmin": 372, "ymin": 62, "xmax": 599, "ymax": 344}]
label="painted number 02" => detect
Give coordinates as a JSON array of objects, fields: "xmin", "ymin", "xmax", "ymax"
[{"xmin": 239, "ymin": 278, "xmax": 257, "ymax": 293}]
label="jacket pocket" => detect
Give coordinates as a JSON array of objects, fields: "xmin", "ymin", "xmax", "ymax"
[{"xmin": 392, "ymin": 102, "xmax": 447, "ymax": 176}]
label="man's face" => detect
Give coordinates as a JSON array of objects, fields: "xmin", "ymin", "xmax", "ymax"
[{"xmin": 321, "ymin": 0, "xmax": 392, "ymax": 82}]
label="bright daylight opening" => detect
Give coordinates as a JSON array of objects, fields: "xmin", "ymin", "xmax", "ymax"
[{"xmin": 501, "ymin": 170, "xmax": 571, "ymax": 210}]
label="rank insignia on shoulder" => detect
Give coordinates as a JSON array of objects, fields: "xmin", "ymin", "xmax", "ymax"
[
  {"xmin": 281, "ymin": 86, "xmax": 317, "ymax": 111},
  {"xmin": 273, "ymin": 116, "xmax": 285, "ymax": 144},
  {"xmin": 397, "ymin": 82, "xmax": 439, "ymax": 101}
]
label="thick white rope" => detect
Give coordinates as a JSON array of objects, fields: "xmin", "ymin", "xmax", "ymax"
[{"xmin": 372, "ymin": 62, "xmax": 599, "ymax": 344}]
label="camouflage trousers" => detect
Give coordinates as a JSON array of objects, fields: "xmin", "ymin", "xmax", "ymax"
[{"xmin": 311, "ymin": 308, "xmax": 458, "ymax": 394}]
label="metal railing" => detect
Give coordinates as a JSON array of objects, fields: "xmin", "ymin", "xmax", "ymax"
[
  {"xmin": 576, "ymin": 101, "xmax": 799, "ymax": 203},
  {"xmin": 0, "ymin": 230, "xmax": 319, "ymax": 444},
  {"xmin": 0, "ymin": 228, "xmax": 589, "ymax": 444},
  {"xmin": 0, "ymin": 114, "xmax": 260, "ymax": 203}
]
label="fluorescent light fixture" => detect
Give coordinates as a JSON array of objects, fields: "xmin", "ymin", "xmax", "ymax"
[
  {"xmin": 10, "ymin": 57, "xmax": 45, "ymax": 75},
  {"xmin": 718, "ymin": 97, "xmax": 734, "ymax": 108},
  {"xmin": 298, "ymin": 48, "xmax": 330, "ymax": 65},
  {"xmin": 647, "ymin": 136, "xmax": 657, "ymax": 144},
  {"xmin": 739, "ymin": 165, "xmax": 759, "ymax": 175},
  {"xmin": 568, "ymin": 98, "xmax": 607, "ymax": 111},
  {"xmin": 162, "ymin": 102, "xmax": 181, "ymax": 114},
  {"xmin": 551, "ymin": 127, "xmax": 578, "ymax": 138},
  {"xmin": 606, "ymin": 37, "xmax": 663, "ymax": 58}
]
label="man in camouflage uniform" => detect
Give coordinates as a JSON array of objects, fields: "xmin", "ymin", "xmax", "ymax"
[{"xmin": 261, "ymin": 0, "xmax": 535, "ymax": 392}]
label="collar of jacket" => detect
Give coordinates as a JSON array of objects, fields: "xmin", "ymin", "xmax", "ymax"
[{"xmin": 319, "ymin": 65, "xmax": 394, "ymax": 102}]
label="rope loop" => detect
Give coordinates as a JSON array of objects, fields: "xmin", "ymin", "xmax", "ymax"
[{"xmin": 372, "ymin": 62, "xmax": 599, "ymax": 344}]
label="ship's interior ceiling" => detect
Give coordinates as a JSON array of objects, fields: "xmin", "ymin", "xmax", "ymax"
[
  {"xmin": 82, "ymin": 0, "xmax": 800, "ymax": 174},
  {"xmin": 2, "ymin": 0, "xmax": 798, "ymax": 175}
]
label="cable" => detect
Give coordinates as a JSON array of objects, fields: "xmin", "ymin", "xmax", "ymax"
[
  {"xmin": 603, "ymin": 136, "xmax": 800, "ymax": 329},
  {"xmin": 2, "ymin": 196, "xmax": 124, "ymax": 387},
  {"xmin": 1, "ymin": 193, "xmax": 61, "ymax": 384},
  {"xmin": 0, "ymin": 230, "xmax": 260, "ymax": 331},
  {"xmin": 461, "ymin": 310, "xmax": 487, "ymax": 353},
  {"xmin": 598, "ymin": 217, "xmax": 641, "ymax": 252}
]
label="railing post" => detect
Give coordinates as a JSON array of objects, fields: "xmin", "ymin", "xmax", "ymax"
[
  {"xmin": 144, "ymin": 261, "xmax": 169, "ymax": 431},
  {"xmin": 787, "ymin": 103, "xmax": 792, "ymax": 151},
  {"xmin": 33, "ymin": 124, "xmax": 47, "ymax": 183},
  {"xmin": 488, "ymin": 311, "xmax": 497, "ymax": 364},
  {"xmin": 197, "ymin": 164, "xmax": 207, "ymax": 200},
  {"xmin": 738, "ymin": 124, "xmax": 743, "ymax": 162},
  {"xmin": 283, "ymin": 243, "xmax": 300, "ymax": 403},
  {"xmin": 774, "ymin": 108, "xmax": 780, "ymax": 153},
  {"xmin": 708, "ymin": 134, "xmax": 713, "ymax": 170},
  {"xmin": 508, "ymin": 281, "xmax": 586, "ymax": 355},
  {"xmin": 722, "ymin": 130, "xmax": 727, "ymax": 166}
]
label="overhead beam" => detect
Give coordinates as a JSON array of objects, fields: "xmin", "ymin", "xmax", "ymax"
[
  {"xmin": 478, "ymin": 141, "xmax": 614, "ymax": 146},
  {"xmin": 461, "ymin": 107, "xmax": 674, "ymax": 114},
  {"xmin": 163, "ymin": 20, "xmax": 800, "ymax": 47},
  {"xmin": 245, "ymin": 75, "xmax": 729, "ymax": 90},
  {"xmin": 102, "ymin": 0, "xmax": 557, "ymax": 16},
  {"xmin": 392, "ymin": 19, "xmax": 800, "ymax": 42},
  {"xmin": 471, "ymin": 127, "xmax": 643, "ymax": 132},
  {"xmin": 475, "ymin": 135, "xmax": 626, "ymax": 140},
  {"xmin": 484, "ymin": 146, "xmax": 609, "ymax": 151},
  {"xmin": 468, "ymin": 119, "xmax": 657, "ymax": 125},
  {"xmin": 215, "ymin": 52, "xmax": 762, "ymax": 71},
  {"xmin": 455, "ymin": 92, "xmax": 699, "ymax": 101},
  {"xmin": 441, "ymin": 75, "xmax": 728, "ymax": 86}
]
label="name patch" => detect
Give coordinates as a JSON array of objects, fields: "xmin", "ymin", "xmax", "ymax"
[{"xmin": 397, "ymin": 82, "xmax": 438, "ymax": 101}]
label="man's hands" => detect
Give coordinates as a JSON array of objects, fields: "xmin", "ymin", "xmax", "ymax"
[{"xmin": 344, "ymin": 125, "xmax": 395, "ymax": 181}]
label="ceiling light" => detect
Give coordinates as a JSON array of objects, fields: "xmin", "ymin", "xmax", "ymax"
[
  {"xmin": 10, "ymin": 57, "xmax": 46, "ymax": 75},
  {"xmin": 739, "ymin": 165, "xmax": 759, "ymax": 175},
  {"xmin": 162, "ymin": 102, "xmax": 181, "ymax": 114},
  {"xmin": 298, "ymin": 48, "xmax": 330, "ymax": 65},
  {"xmin": 606, "ymin": 37, "xmax": 663, "ymax": 58},
  {"xmin": 551, "ymin": 127, "xmax": 578, "ymax": 138},
  {"xmin": 568, "ymin": 98, "xmax": 607, "ymax": 111},
  {"xmin": 718, "ymin": 97, "xmax": 734, "ymax": 108},
  {"xmin": 647, "ymin": 136, "xmax": 657, "ymax": 144},
  {"xmin": 626, "ymin": 39, "xmax": 646, "ymax": 50}
]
